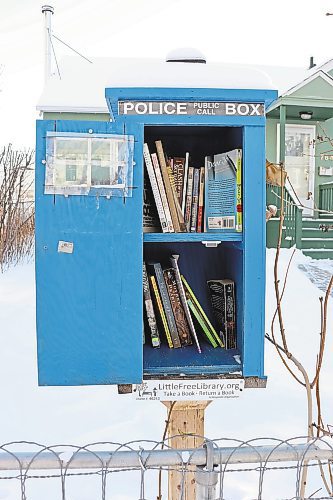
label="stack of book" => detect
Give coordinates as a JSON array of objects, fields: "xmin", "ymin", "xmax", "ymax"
[
  {"xmin": 143, "ymin": 140, "xmax": 242, "ymax": 234},
  {"xmin": 143, "ymin": 254, "xmax": 225, "ymax": 352}
]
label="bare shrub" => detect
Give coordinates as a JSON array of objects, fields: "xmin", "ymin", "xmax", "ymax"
[{"xmin": 0, "ymin": 144, "xmax": 35, "ymax": 271}]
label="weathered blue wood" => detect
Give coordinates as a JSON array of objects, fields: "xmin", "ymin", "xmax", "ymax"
[
  {"xmin": 242, "ymin": 126, "xmax": 266, "ymax": 377},
  {"xmin": 36, "ymin": 119, "xmax": 143, "ymax": 385},
  {"xmin": 36, "ymin": 85, "xmax": 278, "ymax": 385}
]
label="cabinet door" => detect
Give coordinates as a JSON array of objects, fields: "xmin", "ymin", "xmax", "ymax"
[{"xmin": 36, "ymin": 120, "xmax": 143, "ymax": 385}]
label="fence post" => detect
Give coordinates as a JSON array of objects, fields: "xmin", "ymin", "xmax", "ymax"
[{"xmin": 163, "ymin": 401, "xmax": 211, "ymax": 499}]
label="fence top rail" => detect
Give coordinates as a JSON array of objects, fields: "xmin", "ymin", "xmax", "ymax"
[
  {"xmin": 320, "ymin": 182, "xmax": 333, "ymax": 189},
  {"xmin": 0, "ymin": 441, "xmax": 332, "ymax": 471}
]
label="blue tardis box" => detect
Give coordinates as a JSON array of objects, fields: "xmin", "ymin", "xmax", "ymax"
[{"xmin": 35, "ymin": 58, "xmax": 277, "ymax": 387}]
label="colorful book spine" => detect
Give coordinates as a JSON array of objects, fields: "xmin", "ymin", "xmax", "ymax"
[
  {"xmin": 181, "ymin": 152, "xmax": 190, "ymax": 216},
  {"xmin": 184, "ymin": 167, "xmax": 194, "ymax": 232},
  {"xmin": 151, "ymin": 153, "xmax": 174, "ymax": 233},
  {"xmin": 155, "ymin": 140, "xmax": 181, "ymax": 232},
  {"xmin": 163, "ymin": 268, "xmax": 192, "ymax": 347},
  {"xmin": 143, "ymin": 143, "xmax": 169, "ymax": 233},
  {"xmin": 187, "ymin": 299, "xmax": 218, "ymax": 348},
  {"xmin": 181, "ymin": 275, "xmax": 224, "ymax": 348},
  {"xmin": 236, "ymin": 150, "xmax": 242, "ymax": 232},
  {"xmin": 150, "ymin": 262, "xmax": 181, "ymax": 348},
  {"xmin": 150, "ymin": 275, "xmax": 173, "ymax": 348},
  {"xmin": 167, "ymin": 163, "xmax": 187, "ymax": 232},
  {"xmin": 143, "ymin": 262, "xmax": 160, "ymax": 348},
  {"xmin": 197, "ymin": 166, "xmax": 205, "ymax": 232},
  {"xmin": 190, "ymin": 168, "xmax": 200, "ymax": 232},
  {"xmin": 170, "ymin": 254, "xmax": 201, "ymax": 353}
]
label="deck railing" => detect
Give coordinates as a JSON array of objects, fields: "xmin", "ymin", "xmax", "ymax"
[
  {"xmin": 319, "ymin": 182, "xmax": 333, "ymax": 216},
  {"xmin": 266, "ymin": 182, "xmax": 303, "ymax": 248}
]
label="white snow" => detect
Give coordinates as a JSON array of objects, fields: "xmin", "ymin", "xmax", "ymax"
[
  {"xmin": 37, "ymin": 56, "xmax": 308, "ymax": 114},
  {"xmin": 1, "ymin": 248, "xmax": 333, "ymax": 498}
]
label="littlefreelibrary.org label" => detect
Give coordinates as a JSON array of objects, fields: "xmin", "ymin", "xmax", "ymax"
[{"xmin": 132, "ymin": 379, "xmax": 244, "ymax": 401}]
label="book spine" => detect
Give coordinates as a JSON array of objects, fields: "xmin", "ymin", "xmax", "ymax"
[
  {"xmin": 151, "ymin": 153, "xmax": 174, "ymax": 233},
  {"xmin": 225, "ymin": 281, "xmax": 236, "ymax": 349},
  {"xmin": 181, "ymin": 152, "xmax": 190, "ymax": 215},
  {"xmin": 184, "ymin": 167, "xmax": 194, "ymax": 232},
  {"xmin": 173, "ymin": 157, "xmax": 185, "ymax": 203},
  {"xmin": 143, "ymin": 262, "xmax": 160, "ymax": 347},
  {"xmin": 181, "ymin": 275, "xmax": 224, "ymax": 347},
  {"xmin": 190, "ymin": 168, "xmax": 200, "ymax": 232},
  {"xmin": 167, "ymin": 163, "xmax": 187, "ymax": 232},
  {"xmin": 187, "ymin": 299, "xmax": 218, "ymax": 348},
  {"xmin": 150, "ymin": 275, "xmax": 173, "ymax": 348},
  {"xmin": 170, "ymin": 254, "xmax": 201, "ymax": 353},
  {"xmin": 155, "ymin": 140, "xmax": 181, "ymax": 232},
  {"xmin": 207, "ymin": 280, "xmax": 226, "ymax": 346},
  {"xmin": 143, "ymin": 143, "xmax": 169, "ymax": 233},
  {"xmin": 143, "ymin": 170, "xmax": 160, "ymax": 233},
  {"xmin": 236, "ymin": 149, "xmax": 242, "ymax": 232},
  {"xmin": 152, "ymin": 263, "xmax": 181, "ymax": 348},
  {"xmin": 197, "ymin": 166, "xmax": 205, "ymax": 233},
  {"xmin": 163, "ymin": 268, "xmax": 192, "ymax": 346}
]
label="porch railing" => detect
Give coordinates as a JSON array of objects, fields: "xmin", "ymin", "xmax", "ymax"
[
  {"xmin": 319, "ymin": 182, "xmax": 333, "ymax": 216},
  {"xmin": 266, "ymin": 181, "xmax": 303, "ymax": 249}
]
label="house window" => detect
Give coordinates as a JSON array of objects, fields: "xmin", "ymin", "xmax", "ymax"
[{"xmin": 45, "ymin": 132, "xmax": 134, "ymax": 197}]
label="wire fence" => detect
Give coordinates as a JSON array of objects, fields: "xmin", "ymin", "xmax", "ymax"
[{"xmin": 0, "ymin": 436, "xmax": 332, "ymax": 499}]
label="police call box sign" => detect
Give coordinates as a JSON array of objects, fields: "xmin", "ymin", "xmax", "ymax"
[
  {"xmin": 132, "ymin": 379, "xmax": 244, "ymax": 401},
  {"xmin": 118, "ymin": 101, "xmax": 264, "ymax": 117}
]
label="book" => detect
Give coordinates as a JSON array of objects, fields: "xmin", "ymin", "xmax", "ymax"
[
  {"xmin": 155, "ymin": 140, "xmax": 181, "ymax": 232},
  {"xmin": 207, "ymin": 279, "xmax": 236, "ymax": 349},
  {"xmin": 181, "ymin": 275, "xmax": 224, "ymax": 348},
  {"xmin": 197, "ymin": 166, "xmax": 205, "ymax": 232},
  {"xmin": 187, "ymin": 299, "xmax": 218, "ymax": 348},
  {"xmin": 172, "ymin": 157, "xmax": 185, "ymax": 203},
  {"xmin": 148, "ymin": 262, "xmax": 181, "ymax": 348},
  {"xmin": 167, "ymin": 162, "xmax": 187, "ymax": 232},
  {"xmin": 150, "ymin": 275, "xmax": 173, "ymax": 348},
  {"xmin": 170, "ymin": 255, "xmax": 201, "ymax": 353},
  {"xmin": 143, "ymin": 169, "xmax": 160, "ymax": 233},
  {"xmin": 163, "ymin": 268, "xmax": 192, "ymax": 347},
  {"xmin": 143, "ymin": 143, "xmax": 169, "ymax": 233},
  {"xmin": 204, "ymin": 148, "xmax": 242, "ymax": 232},
  {"xmin": 184, "ymin": 167, "xmax": 194, "ymax": 232},
  {"xmin": 143, "ymin": 262, "xmax": 160, "ymax": 348},
  {"xmin": 190, "ymin": 168, "xmax": 200, "ymax": 232},
  {"xmin": 181, "ymin": 152, "xmax": 190, "ymax": 216},
  {"xmin": 151, "ymin": 153, "xmax": 174, "ymax": 233},
  {"xmin": 236, "ymin": 151, "xmax": 242, "ymax": 232}
]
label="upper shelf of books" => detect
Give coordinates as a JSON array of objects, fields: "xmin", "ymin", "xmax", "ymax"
[{"xmin": 143, "ymin": 125, "xmax": 243, "ymax": 240}]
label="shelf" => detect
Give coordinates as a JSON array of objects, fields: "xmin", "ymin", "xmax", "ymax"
[
  {"xmin": 143, "ymin": 232, "xmax": 243, "ymax": 243},
  {"xmin": 143, "ymin": 343, "xmax": 241, "ymax": 376}
]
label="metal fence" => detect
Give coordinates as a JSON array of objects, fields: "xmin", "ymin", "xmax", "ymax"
[{"xmin": 0, "ymin": 436, "xmax": 332, "ymax": 499}]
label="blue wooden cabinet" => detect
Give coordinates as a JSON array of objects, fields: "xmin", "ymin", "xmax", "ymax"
[{"xmin": 35, "ymin": 87, "xmax": 277, "ymax": 386}]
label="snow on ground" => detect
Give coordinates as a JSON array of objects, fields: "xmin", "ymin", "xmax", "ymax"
[{"xmin": 0, "ymin": 248, "xmax": 332, "ymax": 499}]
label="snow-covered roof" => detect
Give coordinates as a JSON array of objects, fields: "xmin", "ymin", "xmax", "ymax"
[{"xmin": 37, "ymin": 56, "xmax": 309, "ymax": 114}]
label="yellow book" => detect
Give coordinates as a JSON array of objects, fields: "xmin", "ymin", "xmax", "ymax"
[
  {"xmin": 150, "ymin": 275, "xmax": 173, "ymax": 348},
  {"xmin": 236, "ymin": 150, "xmax": 242, "ymax": 232}
]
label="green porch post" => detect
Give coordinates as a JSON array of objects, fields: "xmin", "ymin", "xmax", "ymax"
[{"xmin": 279, "ymin": 105, "xmax": 286, "ymax": 166}]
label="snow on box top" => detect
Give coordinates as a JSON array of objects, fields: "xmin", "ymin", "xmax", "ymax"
[{"xmin": 36, "ymin": 56, "xmax": 306, "ymax": 114}]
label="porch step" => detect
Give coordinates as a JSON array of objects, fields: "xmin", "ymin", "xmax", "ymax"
[
  {"xmin": 302, "ymin": 227, "xmax": 333, "ymax": 238},
  {"xmin": 303, "ymin": 218, "xmax": 333, "ymax": 228},
  {"xmin": 303, "ymin": 248, "xmax": 333, "ymax": 259},
  {"xmin": 302, "ymin": 237, "xmax": 333, "ymax": 249}
]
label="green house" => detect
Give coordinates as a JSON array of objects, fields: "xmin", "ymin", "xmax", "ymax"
[{"xmin": 265, "ymin": 59, "xmax": 333, "ymax": 258}]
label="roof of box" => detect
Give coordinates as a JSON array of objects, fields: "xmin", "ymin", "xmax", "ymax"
[{"xmin": 37, "ymin": 56, "xmax": 309, "ymax": 114}]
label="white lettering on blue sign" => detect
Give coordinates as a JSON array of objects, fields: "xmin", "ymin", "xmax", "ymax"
[{"xmin": 118, "ymin": 101, "xmax": 264, "ymax": 117}]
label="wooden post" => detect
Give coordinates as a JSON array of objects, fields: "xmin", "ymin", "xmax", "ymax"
[{"xmin": 163, "ymin": 401, "xmax": 211, "ymax": 500}]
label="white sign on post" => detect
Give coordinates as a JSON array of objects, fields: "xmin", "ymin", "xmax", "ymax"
[{"xmin": 132, "ymin": 379, "xmax": 244, "ymax": 401}]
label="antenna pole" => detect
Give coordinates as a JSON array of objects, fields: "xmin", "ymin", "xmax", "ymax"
[{"xmin": 42, "ymin": 5, "xmax": 54, "ymax": 83}]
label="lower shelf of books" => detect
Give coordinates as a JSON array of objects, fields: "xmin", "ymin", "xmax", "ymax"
[{"xmin": 143, "ymin": 241, "xmax": 243, "ymax": 377}]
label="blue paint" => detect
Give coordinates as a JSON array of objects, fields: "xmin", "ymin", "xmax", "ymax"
[{"xmin": 36, "ymin": 86, "xmax": 277, "ymax": 385}]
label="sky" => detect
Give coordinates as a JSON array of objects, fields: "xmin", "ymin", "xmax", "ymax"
[{"xmin": 1, "ymin": 0, "xmax": 333, "ymax": 148}]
